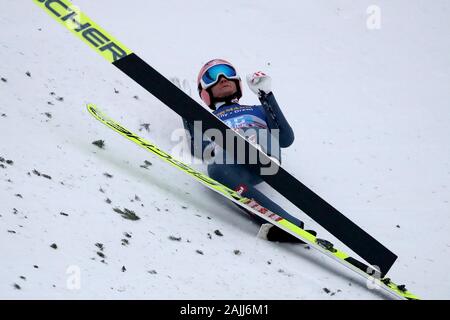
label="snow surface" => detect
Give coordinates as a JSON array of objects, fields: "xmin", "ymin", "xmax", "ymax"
[{"xmin": 1, "ymin": 0, "xmax": 449, "ymax": 299}]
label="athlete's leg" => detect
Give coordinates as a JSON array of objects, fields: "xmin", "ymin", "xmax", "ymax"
[{"xmin": 207, "ymin": 163, "xmax": 304, "ymax": 228}]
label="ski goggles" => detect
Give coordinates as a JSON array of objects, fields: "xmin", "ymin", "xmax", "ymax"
[{"xmin": 200, "ymin": 64, "xmax": 239, "ymax": 89}]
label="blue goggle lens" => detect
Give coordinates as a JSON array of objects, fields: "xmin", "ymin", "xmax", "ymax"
[{"xmin": 202, "ymin": 64, "xmax": 237, "ymax": 86}]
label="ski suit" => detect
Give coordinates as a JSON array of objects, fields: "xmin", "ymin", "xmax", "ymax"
[{"xmin": 182, "ymin": 92, "xmax": 304, "ymax": 228}]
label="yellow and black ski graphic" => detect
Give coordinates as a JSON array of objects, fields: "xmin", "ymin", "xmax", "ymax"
[{"xmin": 33, "ymin": 0, "xmax": 132, "ymax": 62}]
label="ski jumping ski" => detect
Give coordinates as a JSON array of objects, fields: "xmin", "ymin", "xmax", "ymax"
[
  {"xmin": 34, "ymin": 0, "xmax": 397, "ymax": 274},
  {"xmin": 87, "ymin": 103, "xmax": 419, "ymax": 300}
]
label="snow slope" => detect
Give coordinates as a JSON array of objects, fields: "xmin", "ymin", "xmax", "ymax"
[{"xmin": 1, "ymin": 0, "xmax": 449, "ymax": 299}]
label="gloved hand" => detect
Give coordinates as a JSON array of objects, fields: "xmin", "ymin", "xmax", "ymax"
[{"xmin": 246, "ymin": 71, "xmax": 272, "ymax": 97}]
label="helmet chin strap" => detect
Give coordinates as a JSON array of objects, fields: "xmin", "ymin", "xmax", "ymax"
[
  {"xmin": 206, "ymin": 78, "xmax": 242, "ymax": 110},
  {"xmin": 213, "ymin": 97, "xmax": 239, "ymax": 109},
  {"xmin": 212, "ymin": 97, "xmax": 240, "ymax": 109}
]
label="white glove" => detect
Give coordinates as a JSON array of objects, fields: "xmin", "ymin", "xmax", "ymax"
[
  {"xmin": 169, "ymin": 77, "xmax": 192, "ymax": 97},
  {"xmin": 246, "ymin": 71, "xmax": 272, "ymax": 97}
]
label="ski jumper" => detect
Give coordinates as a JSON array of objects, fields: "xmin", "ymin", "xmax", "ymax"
[{"xmin": 183, "ymin": 92, "xmax": 304, "ymax": 229}]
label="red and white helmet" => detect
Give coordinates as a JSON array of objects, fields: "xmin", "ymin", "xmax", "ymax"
[{"xmin": 197, "ymin": 59, "xmax": 243, "ymax": 109}]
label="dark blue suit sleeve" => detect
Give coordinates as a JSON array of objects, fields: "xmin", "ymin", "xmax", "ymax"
[
  {"xmin": 182, "ymin": 118, "xmax": 213, "ymax": 159},
  {"xmin": 259, "ymin": 92, "xmax": 295, "ymax": 148}
]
